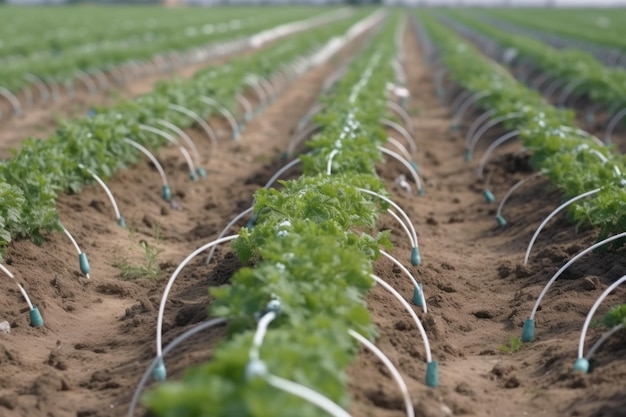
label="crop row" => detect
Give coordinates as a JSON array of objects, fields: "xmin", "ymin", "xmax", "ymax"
[
  {"xmin": 0, "ymin": 8, "xmax": 337, "ymax": 97},
  {"xmin": 141, "ymin": 11, "xmax": 437, "ymax": 417},
  {"xmin": 417, "ymin": 12, "xmax": 626, "ymax": 373},
  {"xmin": 441, "ymin": 10, "xmax": 626, "ymax": 113},
  {"xmin": 419, "ymin": 12, "xmax": 626, "ymax": 241},
  {"xmin": 0, "ymin": 7, "xmax": 310, "ymax": 57},
  {"xmin": 483, "ymin": 8, "xmax": 626, "ymax": 52},
  {"xmin": 0, "ymin": 11, "xmax": 370, "ymax": 262}
]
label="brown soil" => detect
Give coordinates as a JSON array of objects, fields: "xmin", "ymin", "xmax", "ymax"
[{"xmin": 0, "ymin": 19, "xmax": 625, "ymax": 417}]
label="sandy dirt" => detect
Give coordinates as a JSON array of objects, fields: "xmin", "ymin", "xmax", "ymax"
[{"xmin": 0, "ymin": 19, "xmax": 624, "ymax": 417}]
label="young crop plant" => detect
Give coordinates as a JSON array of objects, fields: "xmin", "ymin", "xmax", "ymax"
[
  {"xmin": 142, "ymin": 14, "xmax": 432, "ymax": 417},
  {"xmin": 0, "ymin": 12, "xmax": 369, "ymax": 261},
  {"xmin": 418, "ymin": 12, "xmax": 626, "ymax": 243}
]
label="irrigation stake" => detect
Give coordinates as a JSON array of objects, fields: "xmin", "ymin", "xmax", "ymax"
[
  {"xmin": 574, "ymin": 275, "xmax": 626, "ymax": 373},
  {"xmin": 154, "ymin": 235, "xmax": 239, "ymax": 381},
  {"xmin": 0, "ymin": 264, "xmax": 43, "ymax": 327},
  {"xmin": 523, "ymin": 232, "xmax": 626, "ymax": 342},
  {"xmin": 370, "ymin": 274, "xmax": 437, "ymax": 387}
]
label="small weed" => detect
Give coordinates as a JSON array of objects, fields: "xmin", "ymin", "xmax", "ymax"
[
  {"xmin": 153, "ymin": 222, "xmax": 163, "ymax": 241},
  {"xmin": 113, "ymin": 240, "xmax": 163, "ymax": 280},
  {"xmin": 499, "ymin": 336, "xmax": 523, "ymax": 354}
]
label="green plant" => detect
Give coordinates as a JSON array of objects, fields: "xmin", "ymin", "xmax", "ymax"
[
  {"xmin": 499, "ymin": 336, "xmax": 523, "ymax": 354},
  {"xmin": 144, "ymin": 14, "xmax": 405, "ymax": 417},
  {"xmin": 0, "ymin": 12, "xmax": 368, "ymax": 259},
  {"xmin": 114, "ymin": 240, "xmax": 163, "ymax": 281},
  {"xmin": 419, "ymin": 12, "xmax": 626, "ymax": 242}
]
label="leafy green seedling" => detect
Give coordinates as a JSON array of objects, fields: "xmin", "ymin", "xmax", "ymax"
[
  {"xmin": 113, "ymin": 240, "xmax": 163, "ymax": 280},
  {"xmin": 499, "ymin": 336, "xmax": 523, "ymax": 354}
]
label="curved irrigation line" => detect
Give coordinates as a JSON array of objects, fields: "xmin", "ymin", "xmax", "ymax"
[
  {"xmin": 74, "ymin": 70, "xmax": 98, "ymax": 95},
  {"xmin": 167, "ymin": 104, "xmax": 219, "ymax": 156},
  {"xmin": 574, "ymin": 275, "xmax": 626, "ymax": 373},
  {"xmin": 90, "ymin": 68, "xmax": 110, "ymax": 91},
  {"xmin": 387, "ymin": 101, "xmax": 415, "ymax": 134},
  {"xmin": 249, "ymin": 310, "xmax": 277, "ymax": 362},
  {"xmin": 257, "ymin": 75, "xmax": 277, "ymax": 101},
  {"xmin": 476, "ymin": 130, "xmax": 520, "ymax": 180},
  {"xmin": 379, "ymin": 147, "xmax": 423, "ymax": 194},
  {"xmin": 245, "ymin": 302, "xmax": 352, "ymax": 417},
  {"xmin": 605, "ymin": 107, "xmax": 626, "ymax": 144},
  {"xmin": 259, "ymin": 158, "xmax": 419, "ymax": 261},
  {"xmin": 357, "ymin": 188, "xmax": 420, "ymax": 266},
  {"xmin": 453, "ymin": 91, "xmax": 491, "ymax": 124},
  {"xmin": 243, "ymin": 77, "xmax": 268, "ymax": 109},
  {"xmin": 522, "ymin": 232, "xmax": 626, "ymax": 343},
  {"xmin": 264, "ymin": 158, "xmax": 302, "ymax": 189},
  {"xmin": 0, "ymin": 87, "xmax": 22, "ymax": 117},
  {"xmin": 156, "ymin": 119, "xmax": 201, "ymax": 162},
  {"xmin": 543, "ymin": 77, "xmax": 569, "ymax": 101},
  {"xmin": 78, "ymin": 164, "xmax": 124, "ymax": 226},
  {"xmin": 386, "ymin": 137, "xmax": 414, "ymax": 166},
  {"xmin": 379, "ymin": 250, "xmax": 426, "ymax": 312},
  {"xmin": 236, "ymin": 94, "xmax": 254, "ymax": 122},
  {"xmin": 381, "ymin": 118, "xmax": 417, "ymax": 154},
  {"xmin": 348, "ymin": 329, "xmax": 415, "ymax": 417},
  {"xmin": 530, "ymin": 70, "xmax": 554, "ymax": 91},
  {"xmin": 557, "ymin": 78, "xmax": 588, "ymax": 107},
  {"xmin": 560, "ymin": 126, "xmax": 605, "ymax": 148},
  {"xmin": 24, "ymin": 73, "xmax": 50, "ymax": 101},
  {"xmin": 523, "ymin": 188, "xmax": 602, "ymax": 265},
  {"xmin": 584, "ymin": 323, "xmax": 624, "ymax": 362},
  {"xmin": 0, "ymin": 264, "xmax": 43, "ymax": 327},
  {"xmin": 386, "ymin": 209, "xmax": 417, "ymax": 250},
  {"xmin": 574, "ymin": 144, "xmax": 622, "ymax": 178},
  {"xmin": 206, "ymin": 207, "xmax": 255, "ymax": 265},
  {"xmin": 154, "ymin": 234, "xmax": 239, "ymax": 380},
  {"xmin": 297, "ymin": 103, "xmax": 324, "ymax": 132},
  {"xmin": 495, "ymin": 172, "xmax": 543, "ymax": 226},
  {"xmin": 464, "ymin": 109, "xmax": 496, "ymax": 149},
  {"xmin": 139, "ymin": 124, "xmax": 197, "ymax": 180},
  {"xmin": 200, "ymin": 96, "xmax": 240, "ymax": 139},
  {"xmin": 370, "ymin": 274, "xmax": 437, "ymax": 387},
  {"xmin": 45, "ymin": 77, "xmax": 61, "ymax": 101},
  {"xmin": 62, "ymin": 225, "xmax": 90, "ymax": 279},
  {"xmin": 127, "ymin": 317, "xmax": 227, "ymax": 417},
  {"xmin": 467, "ymin": 113, "xmax": 522, "ymax": 161},
  {"xmin": 326, "ymin": 149, "xmax": 340, "ymax": 176},
  {"xmin": 264, "ymin": 374, "xmax": 352, "ymax": 417},
  {"xmin": 122, "ymin": 138, "xmax": 171, "ymax": 201},
  {"xmin": 449, "ymin": 90, "xmax": 472, "ymax": 115},
  {"xmin": 286, "ymin": 125, "xmax": 322, "ymax": 157}
]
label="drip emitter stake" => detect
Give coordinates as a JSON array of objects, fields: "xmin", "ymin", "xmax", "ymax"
[
  {"xmin": 122, "ymin": 138, "xmax": 171, "ymax": 201},
  {"xmin": 62, "ymin": 225, "xmax": 90, "ymax": 278},
  {"xmin": 0, "ymin": 264, "xmax": 43, "ymax": 327},
  {"xmin": 370, "ymin": 274, "xmax": 438, "ymax": 387}
]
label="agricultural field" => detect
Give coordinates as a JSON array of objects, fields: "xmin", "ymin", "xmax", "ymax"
[{"xmin": 0, "ymin": 4, "xmax": 624, "ymax": 417}]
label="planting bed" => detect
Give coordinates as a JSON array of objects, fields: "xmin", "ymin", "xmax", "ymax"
[{"xmin": 0, "ymin": 9, "xmax": 625, "ymax": 417}]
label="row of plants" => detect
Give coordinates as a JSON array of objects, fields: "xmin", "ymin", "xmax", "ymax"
[
  {"xmin": 417, "ymin": 12, "xmax": 626, "ymax": 369},
  {"xmin": 0, "ymin": 11, "xmax": 370, "ymax": 259},
  {"xmin": 0, "ymin": 7, "xmax": 280, "ymax": 57},
  {"xmin": 419, "ymin": 12, "xmax": 626, "ymax": 242},
  {"xmin": 143, "ymin": 12, "xmax": 427, "ymax": 417},
  {"xmin": 440, "ymin": 10, "xmax": 626, "ymax": 109},
  {"xmin": 483, "ymin": 7, "xmax": 626, "ymax": 52},
  {"xmin": 0, "ymin": 8, "xmax": 336, "ymax": 93}
]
